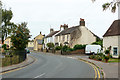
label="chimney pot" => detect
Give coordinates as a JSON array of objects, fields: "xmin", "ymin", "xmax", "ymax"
[{"xmin": 80, "ymin": 18, "xmax": 85, "ymax": 26}]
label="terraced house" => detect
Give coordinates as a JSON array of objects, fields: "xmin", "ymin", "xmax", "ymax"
[
  {"xmin": 55, "ymin": 18, "xmax": 100, "ymax": 48},
  {"xmin": 44, "ymin": 28, "xmax": 59, "ymax": 49}
]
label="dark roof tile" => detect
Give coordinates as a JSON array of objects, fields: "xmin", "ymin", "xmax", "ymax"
[{"xmin": 103, "ymin": 20, "xmax": 120, "ymax": 37}]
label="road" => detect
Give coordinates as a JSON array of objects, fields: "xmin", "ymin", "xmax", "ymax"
[{"xmin": 2, "ymin": 52, "xmax": 98, "ymax": 79}]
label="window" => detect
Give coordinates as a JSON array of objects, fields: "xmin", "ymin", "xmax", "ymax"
[
  {"xmin": 113, "ymin": 47, "xmax": 118, "ymax": 55},
  {"xmin": 67, "ymin": 35, "xmax": 69, "ymax": 41},
  {"xmin": 63, "ymin": 35, "xmax": 65, "ymax": 42}
]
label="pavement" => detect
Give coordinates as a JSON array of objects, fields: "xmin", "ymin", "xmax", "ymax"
[
  {"xmin": 1, "ymin": 54, "xmax": 35, "ymax": 74},
  {"xmin": 68, "ymin": 55, "xmax": 119, "ymax": 78}
]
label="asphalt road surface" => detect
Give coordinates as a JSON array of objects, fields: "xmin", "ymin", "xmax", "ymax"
[{"xmin": 2, "ymin": 52, "xmax": 96, "ymax": 79}]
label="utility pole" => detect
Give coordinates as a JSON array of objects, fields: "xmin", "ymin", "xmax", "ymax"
[{"xmin": 118, "ymin": 2, "xmax": 120, "ymax": 19}]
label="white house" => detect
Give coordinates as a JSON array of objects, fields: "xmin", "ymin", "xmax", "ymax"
[
  {"xmin": 44, "ymin": 28, "xmax": 59, "ymax": 49},
  {"xmin": 103, "ymin": 20, "xmax": 120, "ymax": 58}
]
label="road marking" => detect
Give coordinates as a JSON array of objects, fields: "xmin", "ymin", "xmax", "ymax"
[
  {"xmin": 66, "ymin": 57, "xmax": 101, "ymax": 79},
  {"xmin": 0, "ymin": 56, "xmax": 37, "ymax": 75},
  {"xmin": 34, "ymin": 73, "xmax": 45, "ymax": 78}
]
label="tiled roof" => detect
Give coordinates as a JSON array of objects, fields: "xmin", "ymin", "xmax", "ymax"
[
  {"xmin": 103, "ymin": 20, "xmax": 120, "ymax": 37},
  {"xmin": 55, "ymin": 26, "xmax": 79, "ymax": 36},
  {"xmin": 45, "ymin": 31, "xmax": 59, "ymax": 38}
]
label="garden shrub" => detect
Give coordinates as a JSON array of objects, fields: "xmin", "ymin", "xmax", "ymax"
[
  {"xmin": 2, "ymin": 44, "xmax": 8, "ymax": 50},
  {"xmin": 105, "ymin": 49, "xmax": 110, "ymax": 54},
  {"xmin": 55, "ymin": 46, "xmax": 62, "ymax": 50},
  {"xmin": 62, "ymin": 45, "xmax": 69, "ymax": 52},
  {"xmin": 95, "ymin": 55, "xmax": 102, "ymax": 61},
  {"xmin": 89, "ymin": 55, "xmax": 95, "ymax": 59},
  {"xmin": 73, "ymin": 44, "xmax": 86, "ymax": 50},
  {"xmin": 104, "ymin": 56, "xmax": 110, "ymax": 61}
]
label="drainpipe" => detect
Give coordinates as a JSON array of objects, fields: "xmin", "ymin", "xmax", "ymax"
[{"xmin": 118, "ymin": 2, "xmax": 120, "ymax": 19}]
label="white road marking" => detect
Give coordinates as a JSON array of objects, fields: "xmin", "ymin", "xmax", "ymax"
[{"xmin": 34, "ymin": 73, "xmax": 46, "ymax": 78}]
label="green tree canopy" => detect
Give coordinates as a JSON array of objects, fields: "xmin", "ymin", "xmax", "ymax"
[
  {"xmin": 11, "ymin": 22, "xmax": 31, "ymax": 50},
  {"xmin": 92, "ymin": 0, "xmax": 120, "ymax": 13},
  {"xmin": 1, "ymin": 8, "xmax": 15, "ymax": 43},
  {"xmin": 47, "ymin": 43, "xmax": 54, "ymax": 50}
]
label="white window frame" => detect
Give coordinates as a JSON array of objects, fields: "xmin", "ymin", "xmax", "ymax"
[{"xmin": 113, "ymin": 47, "xmax": 118, "ymax": 56}]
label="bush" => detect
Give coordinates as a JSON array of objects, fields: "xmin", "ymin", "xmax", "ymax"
[
  {"xmin": 105, "ymin": 49, "xmax": 110, "ymax": 54},
  {"xmin": 89, "ymin": 55, "xmax": 95, "ymax": 59},
  {"xmin": 95, "ymin": 55, "xmax": 102, "ymax": 61},
  {"xmin": 2, "ymin": 44, "xmax": 8, "ymax": 50},
  {"xmin": 47, "ymin": 43, "xmax": 54, "ymax": 50},
  {"xmin": 67, "ymin": 48, "xmax": 74, "ymax": 52},
  {"xmin": 62, "ymin": 45, "xmax": 69, "ymax": 52},
  {"xmin": 104, "ymin": 56, "xmax": 109, "ymax": 60},
  {"xmin": 73, "ymin": 44, "xmax": 86, "ymax": 50},
  {"xmin": 55, "ymin": 46, "xmax": 62, "ymax": 50}
]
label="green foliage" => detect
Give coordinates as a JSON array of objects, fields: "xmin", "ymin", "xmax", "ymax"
[
  {"xmin": 2, "ymin": 44, "xmax": 7, "ymax": 50},
  {"xmin": 92, "ymin": 38, "xmax": 103, "ymax": 47},
  {"xmin": 67, "ymin": 48, "xmax": 74, "ymax": 52},
  {"xmin": 2, "ymin": 8, "xmax": 15, "ymax": 43},
  {"xmin": 55, "ymin": 46, "xmax": 62, "ymax": 50},
  {"xmin": 89, "ymin": 53, "xmax": 105, "ymax": 61},
  {"xmin": 73, "ymin": 44, "xmax": 86, "ymax": 50},
  {"xmin": 94, "ymin": 55, "xmax": 102, "ymax": 61},
  {"xmin": 47, "ymin": 43, "xmax": 54, "ymax": 50},
  {"xmin": 92, "ymin": 0, "xmax": 119, "ymax": 13},
  {"xmin": 104, "ymin": 56, "xmax": 109, "ymax": 60},
  {"xmin": 11, "ymin": 22, "xmax": 30, "ymax": 50},
  {"xmin": 89, "ymin": 55, "xmax": 95, "ymax": 59},
  {"xmin": 105, "ymin": 49, "xmax": 110, "ymax": 54},
  {"xmin": 62, "ymin": 45, "xmax": 69, "ymax": 52}
]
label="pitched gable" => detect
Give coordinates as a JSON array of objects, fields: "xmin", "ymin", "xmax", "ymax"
[{"xmin": 103, "ymin": 20, "xmax": 120, "ymax": 37}]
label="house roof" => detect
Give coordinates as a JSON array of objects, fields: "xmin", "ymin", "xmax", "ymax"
[
  {"xmin": 55, "ymin": 26, "xmax": 79, "ymax": 36},
  {"xmin": 103, "ymin": 20, "xmax": 120, "ymax": 37},
  {"xmin": 45, "ymin": 31, "xmax": 59, "ymax": 38}
]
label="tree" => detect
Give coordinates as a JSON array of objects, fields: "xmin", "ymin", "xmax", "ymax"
[
  {"xmin": 92, "ymin": 0, "xmax": 120, "ymax": 13},
  {"xmin": 11, "ymin": 22, "xmax": 31, "ymax": 50},
  {"xmin": 1, "ymin": 8, "xmax": 15, "ymax": 43},
  {"xmin": 46, "ymin": 43, "xmax": 54, "ymax": 50}
]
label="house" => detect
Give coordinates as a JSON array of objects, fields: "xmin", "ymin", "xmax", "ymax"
[
  {"xmin": 103, "ymin": 20, "xmax": 120, "ymax": 58},
  {"xmin": 55, "ymin": 18, "xmax": 99, "ymax": 48},
  {"xmin": 44, "ymin": 28, "xmax": 59, "ymax": 49},
  {"xmin": 34, "ymin": 32, "xmax": 45, "ymax": 51},
  {"xmin": 27, "ymin": 41, "xmax": 34, "ymax": 50},
  {"xmin": 4, "ymin": 37, "xmax": 12, "ymax": 48}
]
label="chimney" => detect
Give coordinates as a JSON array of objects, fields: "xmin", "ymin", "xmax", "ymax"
[
  {"xmin": 50, "ymin": 28, "xmax": 54, "ymax": 33},
  {"xmin": 60, "ymin": 24, "xmax": 68, "ymax": 31},
  {"xmin": 80, "ymin": 18, "xmax": 85, "ymax": 26},
  {"xmin": 40, "ymin": 31, "xmax": 41, "ymax": 34}
]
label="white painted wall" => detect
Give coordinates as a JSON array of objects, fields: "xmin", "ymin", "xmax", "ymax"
[
  {"xmin": 71, "ymin": 26, "xmax": 96, "ymax": 47},
  {"xmin": 103, "ymin": 36, "xmax": 120, "ymax": 58}
]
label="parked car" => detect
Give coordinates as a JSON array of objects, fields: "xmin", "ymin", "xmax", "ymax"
[
  {"xmin": 85, "ymin": 45, "xmax": 101, "ymax": 55},
  {"xmin": 25, "ymin": 48, "xmax": 31, "ymax": 54}
]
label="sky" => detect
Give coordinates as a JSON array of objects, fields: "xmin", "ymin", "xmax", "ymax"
[{"xmin": 2, "ymin": 0, "xmax": 118, "ymax": 39}]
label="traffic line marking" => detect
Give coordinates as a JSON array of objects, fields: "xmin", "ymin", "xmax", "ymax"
[
  {"xmin": 66, "ymin": 56, "xmax": 101, "ymax": 79},
  {"xmin": 0, "ymin": 56, "xmax": 37, "ymax": 75},
  {"xmin": 34, "ymin": 73, "xmax": 46, "ymax": 78}
]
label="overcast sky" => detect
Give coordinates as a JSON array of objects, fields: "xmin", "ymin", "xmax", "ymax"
[{"xmin": 2, "ymin": 0, "xmax": 118, "ymax": 39}]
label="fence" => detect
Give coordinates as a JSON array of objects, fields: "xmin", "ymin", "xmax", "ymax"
[{"xmin": 2, "ymin": 50, "xmax": 27, "ymax": 67}]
